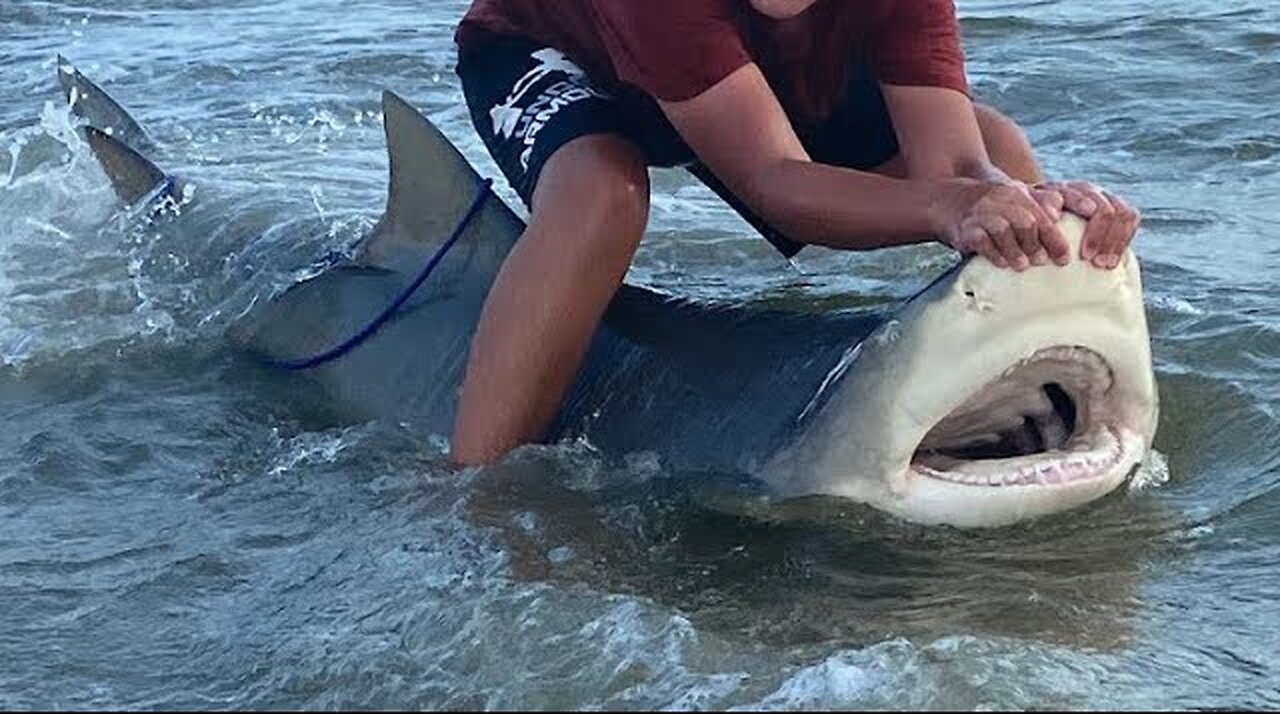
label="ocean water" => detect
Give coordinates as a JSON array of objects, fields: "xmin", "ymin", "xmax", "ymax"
[{"xmin": 2, "ymin": 0, "xmax": 1279, "ymax": 708}]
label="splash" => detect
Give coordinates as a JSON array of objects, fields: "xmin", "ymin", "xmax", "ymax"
[
  {"xmin": 1149, "ymin": 294, "xmax": 1204, "ymax": 316},
  {"xmin": 1129, "ymin": 448, "xmax": 1172, "ymax": 492},
  {"xmin": 266, "ymin": 428, "xmax": 362, "ymax": 477},
  {"xmin": 744, "ymin": 652, "xmax": 878, "ymax": 710},
  {"xmin": 0, "ymin": 98, "xmax": 176, "ymax": 366}
]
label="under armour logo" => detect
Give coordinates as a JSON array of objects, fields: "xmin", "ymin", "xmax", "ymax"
[{"xmin": 490, "ymin": 49, "xmax": 591, "ymax": 139}]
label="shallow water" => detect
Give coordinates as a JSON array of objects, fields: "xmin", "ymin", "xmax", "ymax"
[{"xmin": 2, "ymin": 0, "xmax": 1279, "ymax": 709}]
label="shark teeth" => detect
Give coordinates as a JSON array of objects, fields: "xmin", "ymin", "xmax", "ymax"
[{"xmin": 912, "ymin": 424, "xmax": 1129, "ymax": 488}]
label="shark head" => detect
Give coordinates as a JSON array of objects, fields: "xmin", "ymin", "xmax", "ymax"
[{"xmin": 765, "ymin": 217, "xmax": 1159, "ymax": 528}]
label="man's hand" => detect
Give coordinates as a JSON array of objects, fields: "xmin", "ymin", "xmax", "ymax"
[
  {"xmin": 1034, "ymin": 180, "xmax": 1141, "ymax": 269},
  {"xmin": 928, "ymin": 178, "xmax": 1070, "ymax": 271}
]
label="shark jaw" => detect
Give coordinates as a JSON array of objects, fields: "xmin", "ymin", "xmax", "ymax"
[
  {"xmin": 825, "ymin": 341, "xmax": 1152, "ymax": 530},
  {"xmin": 901, "ymin": 345, "xmax": 1148, "ymax": 525},
  {"xmin": 911, "ymin": 345, "xmax": 1132, "ymax": 488}
]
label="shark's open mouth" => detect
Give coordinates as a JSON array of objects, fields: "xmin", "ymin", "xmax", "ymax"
[{"xmin": 910, "ymin": 346, "xmax": 1129, "ymax": 488}]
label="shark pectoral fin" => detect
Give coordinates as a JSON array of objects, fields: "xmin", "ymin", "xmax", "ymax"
[
  {"xmin": 57, "ymin": 56, "xmax": 155, "ymax": 152},
  {"xmin": 82, "ymin": 125, "xmax": 168, "ymax": 205},
  {"xmin": 356, "ymin": 90, "xmax": 523, "ymax": 271}
]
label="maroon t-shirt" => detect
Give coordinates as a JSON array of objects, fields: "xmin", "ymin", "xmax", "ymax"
[{"xmin": 456, "ymin": 0, "xmax": 969, "ymax": 128}]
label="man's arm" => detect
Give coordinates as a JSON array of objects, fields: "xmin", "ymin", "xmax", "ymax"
[
  {"xmin": 659, "ymin": 63, "xmax": 943, "ymax": 250},
  {"xmin": 883, "ymin": 83, "xmax": 1141, "ymax": 270},
  {"xmin": 659, "ymin": 63, "xmax": 1062, "ymax": 268},
  {"xmin": 881, "ymin": 84, "xmax": 992, "ymax": 180},
  {"xmin": 882, "ymin": 83, "xmax": 1068, "ymax": 268}
]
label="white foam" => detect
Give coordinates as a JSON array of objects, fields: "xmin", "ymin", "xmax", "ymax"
[
  {"xmin": 546, "ymin": 546, "xmax": 575, "ymax": 564},
  {"xmin": 1149, "ymin": 294, "xmax": 1204, "ymax": 316},
  {"xmin": 748, "ymin": 655, "xmax": 876, "ymax": 709},
  {"xmin": 0, "ymin": 108, "xmax": 154, "ymax": 366},
  {"xmin": 1128, "ymin": 448, "xmax": 1172, "ymax": 492},
  {"xmin": 513, "ymin": 511, "xmax": 540, "ymax": 534},
  {"xmin": 266, "ymin": 428, "xmax": 362, "ymax": 477}
]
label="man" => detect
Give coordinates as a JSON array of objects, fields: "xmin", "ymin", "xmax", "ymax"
[{"xmin": 449, "ymin": 0, "xmax": 1141, "ymax": 465}]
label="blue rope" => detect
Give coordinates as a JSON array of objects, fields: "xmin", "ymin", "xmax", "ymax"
[{"xmin": 267, "ymin": 177, "xmax": 493, "ymax": 371}]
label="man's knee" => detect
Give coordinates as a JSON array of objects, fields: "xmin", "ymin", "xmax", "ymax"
[
  {"xmin": 585, "ymin": 157, "xmax": 650, "ymax": 238},
  {"xmin": 533, "ymin": 135, "xmax": 651, "ymax": 244}
]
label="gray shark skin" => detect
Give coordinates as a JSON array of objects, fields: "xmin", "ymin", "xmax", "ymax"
[
  {"xmin": 65, "ymin": 66, "xmax": 1159, "ymax": 529},
  {"xmin": 57, "ymin": 55, "xmax": 155, "ymax": 153},
  {"xmin": 81, "ymin": 125, "xmax": 168, "ymax": 204}
]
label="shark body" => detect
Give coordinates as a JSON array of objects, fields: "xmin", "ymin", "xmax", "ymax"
[{"xmin": 59, "ymin": 59, "xmax": 1159, "ymax": 527}]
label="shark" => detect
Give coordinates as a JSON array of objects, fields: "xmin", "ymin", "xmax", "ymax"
[{"xmin": 57, "ymin": 58, "xmax": 1159, "ymax": 528}]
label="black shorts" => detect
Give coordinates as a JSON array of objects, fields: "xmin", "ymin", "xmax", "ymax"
[{"xmin": 456, "ymin": 35, "xmax": 900, "ymax": 258}]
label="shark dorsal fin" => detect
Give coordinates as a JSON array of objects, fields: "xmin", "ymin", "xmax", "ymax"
[
  {"xmin": 358, "ymin": 91, "xmax": 520, "ymax": 269},
  {"xmin": 57, "ymin": 56, "xmax": 154, "ymax": 152},
  {"xmin": 83, "ymin": 126, "xmax": 167, "ymax": 204}
]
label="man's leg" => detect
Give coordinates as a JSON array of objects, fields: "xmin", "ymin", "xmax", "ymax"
[{"xmin": 450, "ymin": 134, "xmax": 650, "ymax": 465}]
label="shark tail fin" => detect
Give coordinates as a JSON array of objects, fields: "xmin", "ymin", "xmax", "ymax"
[
  {"xmin": 57, "ymin": 56, "xmax": 154, "ymax": 152},
  {"xmin": 82, "ymin": 126, "xmax": 168, "ymax": 205},
  {"xmin": 358, "ymin": 91, "xmax": 521, "ymax": 269}
]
